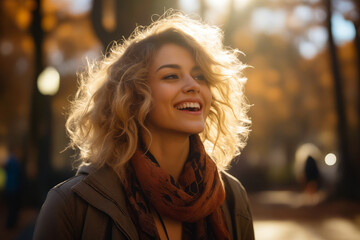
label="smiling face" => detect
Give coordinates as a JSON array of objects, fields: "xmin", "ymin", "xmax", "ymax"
[{"xmin": 146, "ymin": 43, "xmax": 212, "ymax": 137}]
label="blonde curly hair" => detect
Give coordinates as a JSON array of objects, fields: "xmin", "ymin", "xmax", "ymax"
[{"xmin": 66, "ymin": 11, "xmax": 251, "ymax": 179}]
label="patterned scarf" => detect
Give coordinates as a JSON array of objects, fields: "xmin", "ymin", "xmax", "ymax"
[{"xmin": 122, "ymin": 135, "xmax": 230, "ymax": 239}]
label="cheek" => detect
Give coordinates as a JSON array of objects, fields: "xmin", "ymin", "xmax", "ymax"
[
  {"xmin": 152, "ymin": 88, "xmax": 171, "ymax": 106},
  {"xmin": 150, "ymin": 85, "xmax": 176, "ymax": 114}
]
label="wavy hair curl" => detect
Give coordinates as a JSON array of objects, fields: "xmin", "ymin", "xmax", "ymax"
[{"xmin": 66, "ymin": 11, "xmax": 251, "ymax": 179}]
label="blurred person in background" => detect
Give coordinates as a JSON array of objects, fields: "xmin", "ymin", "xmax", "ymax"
[
  {"xmin": 33, "ymin": 11, "xmax": 254, "ymax": 240},
  {"xmin": 294, "ymin": 144, "xmax": 324, "ymax": 205},
  {"xmin": 0, "ymin": 142, "xmax": 24, "ymax": 229},
  {"xmin": 303, "ymin": 155, "xmax": 321, "ymax": 195}
]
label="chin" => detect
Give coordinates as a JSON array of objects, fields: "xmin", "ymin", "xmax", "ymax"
[{"xmin": 182, "ymin": 125, "xmax": 205, "ymax": 135}]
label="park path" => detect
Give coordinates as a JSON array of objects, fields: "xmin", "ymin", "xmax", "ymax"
[{"xmin": 250, "ymin": 191, "xmax": 360, "ymax": 240}]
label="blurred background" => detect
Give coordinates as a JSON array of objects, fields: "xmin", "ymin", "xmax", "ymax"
[{"xmin": 0, "ymin": 0, "xmax": 360, "ymax": 239}]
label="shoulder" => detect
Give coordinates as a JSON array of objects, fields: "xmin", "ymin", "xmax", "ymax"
[
  {"xmin": 221, "ymin": 171, "xmax": 252, "ymax": 219},
  {"xmin": 42, "ymin": 167, "xmax": 93, "ymax": 212},
  {"xmin": 33, "ymin": 171, "xmax": 90, "ymax": 239},
  {"xmin": 221, "ymin": 171, "xmax": 255, "ymax": 240},
  {"xmin": 39, "ymin": 164, "xmax": 98, "ymax": 212},
  {"xmin": 47, "ymin": 163, "xmax": 96, "ymax": 204},
  {"xmin": 221, "ymin": 171, "xmax": 247, "ymax": 195},
  {"xmin": 52, "ymin": 174, "xmax": 86, "ymax": 197}
]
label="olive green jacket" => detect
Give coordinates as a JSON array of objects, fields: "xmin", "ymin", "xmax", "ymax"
[{"xmin": 33, "ymin": 164, "xmax": 254, "ymax": 240}]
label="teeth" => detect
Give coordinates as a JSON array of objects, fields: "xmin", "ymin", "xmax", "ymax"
[{"xmin": 176, "ymin": 102, "xmax": 200, "ymax": 110}]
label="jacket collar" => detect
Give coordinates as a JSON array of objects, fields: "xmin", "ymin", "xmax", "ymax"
[
  {"xmin": 71, "ymin": 164, "xmax": 249, "ymax": 240},
  {"xmin": 72, "ymin": 164, "xmax": 138, "ymax": 239}
]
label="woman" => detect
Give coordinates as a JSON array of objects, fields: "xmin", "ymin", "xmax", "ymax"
[{"xmin": 33, "ymin": 11, "xmax": 254, "ymax": 240}]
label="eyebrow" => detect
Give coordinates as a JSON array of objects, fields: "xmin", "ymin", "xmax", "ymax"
[
  {"xmin": 156, "ymin": 64, "xmax": 180, "ymax": 72},
  {"xmin": 155, "ymin": 64, "xmax": 201, "ymax": 72}
]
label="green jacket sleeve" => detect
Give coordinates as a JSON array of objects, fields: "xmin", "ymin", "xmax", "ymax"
[
  {"xmin": 33, "ymin": 176, "xmax": 87, "ymax": 240},
  {"xmin": 221, "ymin": 171, "xmax": 255, "ymax": 240}
]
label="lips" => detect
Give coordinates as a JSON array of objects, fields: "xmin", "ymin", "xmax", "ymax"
[{"xmin": 175, "ymin": 102, "xmax": 201, "ymax": 111}]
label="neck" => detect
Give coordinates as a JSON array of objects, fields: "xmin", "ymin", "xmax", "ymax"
[{"xmin": 142, "ymin": 131, "xmax": 190, "ymax": 181}]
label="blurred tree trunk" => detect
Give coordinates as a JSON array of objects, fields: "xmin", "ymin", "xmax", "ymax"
[
  {"xmin": 353, "ymin": 2, "xmax": 360, "ymax": 158},
  {"xmin": 351, "ymin": 1, "xmax": 360, "ymax": 198},
  {"xmin": 91, "ymin": 0, "xmax": 177, "ymax": 50},
  {"xmin": 199, "ymin": 0, "xmax": 206, "ymax": 19},
  {"xmin": 29, "ymin": 0, "xmax": 53, "ymax": 205},
  {"xmin": 326, "ymin": 0, "xmax": 359, "ymax": 199},
  {"xmin": 224, "ymin": 0, "xmax": 236, "ymax": 46}
]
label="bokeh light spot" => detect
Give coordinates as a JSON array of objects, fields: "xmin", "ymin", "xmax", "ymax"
[
  {"xmin": 325, "ymin": 153, "xmax": 337, "ymax": 166},
  {"xmin": 37, "ymin": 66, "xmax": 60, "ymax": 96}
]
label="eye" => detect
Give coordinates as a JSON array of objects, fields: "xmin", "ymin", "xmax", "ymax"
[
  {"xmin": 194, "ymin": 74, "xmax": 206, "ymax": 81},
  {"xmin": 163, "ymin": 74, "xmax": 179, "ymax": 80}
]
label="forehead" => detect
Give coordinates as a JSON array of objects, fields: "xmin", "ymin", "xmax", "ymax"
[{"xmin": 150, "ymin": 43, "xmax": 196, "ymax": 69}]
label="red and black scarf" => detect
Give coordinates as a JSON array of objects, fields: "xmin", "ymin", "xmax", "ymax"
[{"xmin": 122, "ymin": 135, "xmax": 230, "ymax": 239}]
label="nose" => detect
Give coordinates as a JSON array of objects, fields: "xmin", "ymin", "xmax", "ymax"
[{"xmin": 183, "ymin": 75, "xmax": 200, "ymax": 93}]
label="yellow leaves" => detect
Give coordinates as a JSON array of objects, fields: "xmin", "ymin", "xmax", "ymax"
[
  {"xmin": 283, "ymin": 71, "xmax": 299, "ymax": 95},
  {"xmin": 338, "ymin": 41, "xmax": 356, "ymax": 61},
  {"xmin": 320, "ymin": 72, "xmax": 333, "ymax": 88},
  {"xmin": 3, "ymin": 0, "xmax": 36, "ymax": 30},
  {"xmin": 21, "ymin": 35, "xmax": 34, "ymax": 56},
  {"xmin": 246, "ymin": 66, "xmax": 282, "ymax": 100},
  {"xmin": 323, "ymin": 112, "xmax": 337, "ymax": 131},
  {"xmin": 266, "ymin": 87, "xmax": 283, "ymax": 102},
  {"xmin": 42, "ymin": 0, "xmax": 58, "ymax": 14},
  {"xmin": 347, "ymin": 107, "xmax": 358, "ymax": 129},
  {"xmin": 249, "ymin": 55, "xmax": 267, "ymax": 68},
  {"xmin": 16, "ymin": 8, "xmax": 32, "ymax": 30},
  {"xmin": 303, "ymin": 95, "xmax": 319, "ymax": 111},
  {"xmin": 266, "ymin": 69, "xmax": 281, "ymax": 85},
  {"xmin": 232, "ymin": 29, "xmax": 256, "ymax": 53},
  {"xmin": 246, "ymin": 71, "xmax": 263, "ymax": 95},
  {"xmin": 42, "ymin": 14, "xmax": 57, "ymax": 32},
  {"xmin": 25, "ymin": 0, "xmax": 37, "ymax": 10},
  {"xmin": 102, "ymin": 0, "xmax": 116, "ymax": 32}
]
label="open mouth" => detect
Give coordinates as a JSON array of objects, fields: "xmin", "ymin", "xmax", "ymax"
[{"xmin": 175, "ymin": 102, "xmax": 201, "ymax": 112}]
